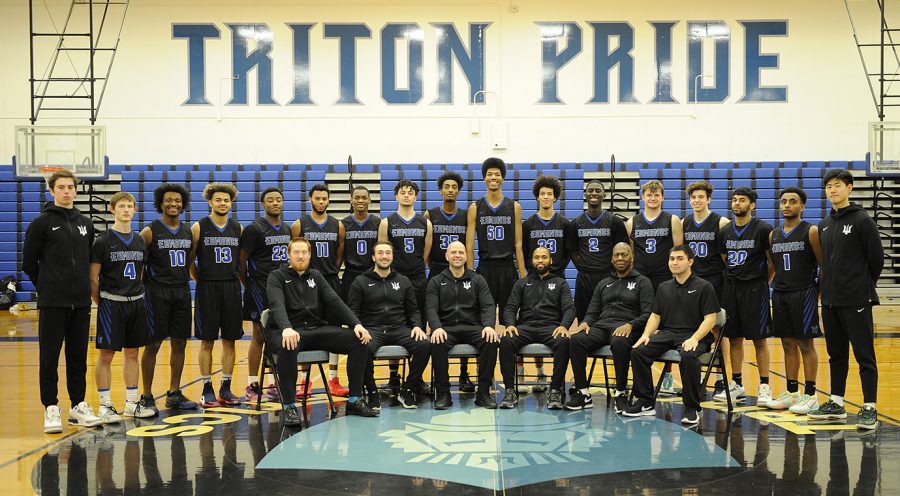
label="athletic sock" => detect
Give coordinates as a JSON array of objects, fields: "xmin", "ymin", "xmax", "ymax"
[
  {"xmin": 786, "ymin": 379, "xmax": 799, "ymax": 393},
  {"xmin": 759, "ymin": 376, "xmax": 769, "ymax": 385},
  {"xmin": 201, "ymin": 375, "xmax": 212, "ymax": 385},
  {"xmin": 348, "ymin": 396, "xmax": 360, "ymax": 403},
  {"xmin": 733, "ymin": 374, "xmax": 742, "ymax": 386},
  {"xmin": 579, "ymin": 388, "xmax": 589, "ymax": 396},
  {"xmin": 283, "ymin": 403, "xmax": 296, "ymax": 410},
  {"xmin": 804, "ymin": 381, "xmax": 817, "ymax": 396},
  {"xmin": 831, "ymin": 395, "xmax": 844, "ymax": 407},
  {"xmin": 98, "ymin": 389, "xmax": 112, "ymax": 404},
  {"xmin": 864, "ymin": 402, "xmax": 876, "ymax": 409},
  {"xmin": 126, "ymin": 387, "xmax": 139, "ymax": 403},
  {"xmin": 248, "ymin": 375, "xmax": 259, "ymax": 386},
  {"xmin": 329, "ymin": 369, "xmax": 338, "ymax": 379}
]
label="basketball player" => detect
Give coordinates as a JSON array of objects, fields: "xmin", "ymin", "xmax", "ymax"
[
  {"xmin": 140, "ymin": 184, "xmax": 198, "ymax": 414},
  {"xmin": 764, "ymin": 187, "xmax": 822, "ymax": 414},
  {"xmin": 240, "ymin": 187, "xmax": 291, "ymax": 402},
  {"xmin": 293, "ymin": 183, "xmax": 348, "ymax": 397},
  {"xmin": 627, "ymin": 180, "xmax": 683, "ymax": 393},
  {"xmin": 91, "ymin": 191, "xmax": 153, "ymax": 422},
  {"xmin": 466, "ymin": 158, "xmax": 528, "ymax": 390},
  {"xmin": 424, "ymin": 171, "xmax": 474, "ymax": 391},
  {"xmin": 715, "ymin": 187, "xmax": 774, "ymax": 405},
  {"xmin": 808, "ymin": 169, "xmax": 884, "ymax": 429},
  {"xmin": 681, "ymin": 180, "xmax": 730, "ymax": 392},
  {"xmin": 189, "ymin": 183, "xmax": 243, "ymax": 408},
  {"xmin": 23, "ymin": 170, "xmax": 101, "ymax": 432},
  {"xmin": 570, "ymin": 180, "xmax": 628, "ymax": 322},
  {"xmin": 341, "ymin": 186, "xmax": 380, "ymax": 301},
  {"xmin": 378, "ymin": 179, "xmax": 433, "ymax": 393}
]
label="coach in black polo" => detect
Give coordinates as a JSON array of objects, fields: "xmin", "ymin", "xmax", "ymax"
[
  {"xmin": 623, "ymin": 244, "xmax": 719, "ymax": 425},
  {"xmin": 427, "ymin": 241, "xmax": 500, "ymax": 410},
  {"xmin": 498, "ymin": 246, "xmax": 575, "ymax": 410},
  {"xmin": 266, "ymin": 237, "xmax": 378, "ymax": 426}
]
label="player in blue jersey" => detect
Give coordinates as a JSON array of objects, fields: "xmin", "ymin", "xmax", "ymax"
[
  {"xmin": 91, "ymin": 192, "xmax": 153, "ymax": 423},
  {"xmin": 140, "ymin": 184, "xmax": 198, "ymax": 414}
]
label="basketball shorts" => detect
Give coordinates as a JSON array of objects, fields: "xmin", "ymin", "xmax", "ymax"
[{"xmin": 195, "ymin": 279, "xmax": 244, "ymax": 341}]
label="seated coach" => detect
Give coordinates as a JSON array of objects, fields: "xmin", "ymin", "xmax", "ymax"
[
  {"xmin": 498, "ymin": 247, "xmax": 575, "ymax": 410},
  {"xmin": 622, "ymin": 245, "xmax": 719, "ymax": 425},
  {"xmin": 266, "ymin": 237, "xmax": 378, "ymax": 426},
  {"xmin": 566, "ymin": 242, "xmax": 653, "ymax": 412},
  {"xmin": 427, "ymin": 241, "xmax": 500, "ymax": 410}
]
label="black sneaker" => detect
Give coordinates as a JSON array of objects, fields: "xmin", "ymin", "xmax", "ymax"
[
  {"xmin": 713, "ymin": 379, "xmax": 726, "ymax": 395},
  {"xmin": 475, "ymin": 389, "xmax": 497, "ymax": 409},
  {"xmin": 217, "ymin": 380, "xmax": 242, "ymax": 406},
  {"xmin": 200, "ymin": 383, "xmax": 218, "ymax": 408},
  {"xmin": 417, "ymin": 382, "xmax": 432, "ymax": 397},
  {"xmin": 434, "ymin": 390, "xmax": 452, "ymax": 410},
  {"xmin": 166, "ymin": 390, "xmax": 199, "ymax": 410},
  {"xmin": 622, "ymin": 400, "xmax": 656, "ymax": 417},
  {"xmin": 856, "ymin": 406, "xmax": 878, "ymax": 430},
  {"xmin": 499, "ymin": 387, "xmax": 518, "ymax": 409},
  {"xmin": 346, "ymin": 398, "xmax": 379, "ymax": 417},
  {"xmin": 613, "ymin": 392, "xmax": 629, "ymax": 414},
  {"xmin": 459, "ymin": 375, "xmax": 476, "ymax": 393},
  {"xmin": 366, "ymin": 392, "xmax": 381, "ymax": 412},
  {"xmin": 682, "ymin": 407, "xmax": 700, "ymax": 425},
  {"xmin": 398, "ymin": 388, "xmax": 418, "ymax": 409},
  {"xmin": 282, "ymin": 405, "xmax": 303, "ymax": 427},
  {"xmin": 547, "ymin": 389, "xmax": 564, "ymax": 410},
  {"xmin": 807, "ymin": 400, "xmax": 848, "ymax": 420},
  {"xmin": 564, "ymin": 390, "xmax": 593, "ymax": 410}
]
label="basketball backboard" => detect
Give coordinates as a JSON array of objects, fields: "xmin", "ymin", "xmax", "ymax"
[
  {"xmin": 869, "ymin": 121, "xmax": 900, "ymax": 175},
  {"xmin": 14, "ymin": 125, "xmax": 107, "ymax": 180}
]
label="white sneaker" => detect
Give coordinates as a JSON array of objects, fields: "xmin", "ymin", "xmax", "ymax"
[
  {"xmin": 44, "ymin": 405, "xmax": 63, "ymax": 434},
  {"xmin": 124, "ymin": 399, "xmax": 155, "ymax": 418},
  {"xmin": 789, "ymin": 394, "xmax": 819, "ymax": 415},
  {"xmin": 98, "ymin": 402, "xmax": 122, "ymax": 425},
  {"xmin": 713, "ymin": 381, "xmax": 745, "ymax": 401},
  {"xmin": 68, "ymin": 402, "xmax": 103, "ymax": 427},
  {"xmin": 757, "ymin": 384, "xmax": 773, "ymax": 405},
  {"xmin": 765, "ymin": 391, "xmax": 800, "ymax": 410}
]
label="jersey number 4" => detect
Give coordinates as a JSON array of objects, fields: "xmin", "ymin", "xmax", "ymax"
[{"xmin": 123, "ymin": 262, "xmax": 137, "ymax": 280}]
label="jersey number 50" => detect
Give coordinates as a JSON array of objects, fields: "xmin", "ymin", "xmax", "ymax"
[{"xmin": 486, "ymin": 225, "xmax": 505, "ymax": 241}]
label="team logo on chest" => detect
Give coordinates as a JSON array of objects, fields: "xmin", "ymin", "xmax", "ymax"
[
  {"xmin": 627, "ymin": 282, "xmax": 636, "ymax": 291},
  {"xmin": 78, "ymin": 225, "xmax": 87, "ymax": 236},
  {"xmin": 462, "ymin": 281, "xmax": 471, "ymax": 290},
  {"xmin": 842, "ymin": 225, "xmax": 853, "ymax": 235},
  {"xmin": 307, "ymin": 279, "xmax": 316, "ymax": 288},
  {"xmin": 547, "ymin": 283, "xmax": 556, "ymax": 291},
  {"xmin": 392, "ymin": 282, "xmax": 400, "ymax": 291}
]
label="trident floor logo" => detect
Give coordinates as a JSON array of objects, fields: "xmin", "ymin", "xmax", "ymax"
[{"xmin": 257, "ymin": 403, "xmax": 737, "ymax": 490}]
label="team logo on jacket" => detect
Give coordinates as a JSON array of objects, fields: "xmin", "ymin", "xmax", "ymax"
[
  {"xmin": 842, "ymin": 225, "xmax": 853, "ymax": 235},
  {"xmin": 78, "ymin": 225, "xmax": 88, "ymax": 236},
  {"xmin": 462, "ymin": 281, "xmax": 471, "ymax": 290},
  {"xmin": 627, "ymin": 282, "xmax": 636, "ymax": 291},
  {"xmin": 548, "ymin": 283, "xmax": 556, "ymax": 291},
  {"xmin": 307, "ymin": 279, "xmax": 316, "ymax": 288},
  {"xmin": 392, "ymin": 282, "xmax": 400, "ymax": 291}
]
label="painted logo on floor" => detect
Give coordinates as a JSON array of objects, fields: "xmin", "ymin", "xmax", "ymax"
[{"xmin": 257, "ymin": 405, "xmax": 738, "ymax": 489}]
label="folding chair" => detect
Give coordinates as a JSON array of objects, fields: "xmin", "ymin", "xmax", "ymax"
[
  {"xmin": 430, "ymin": 343, "xmax": 481, "ymax": 395},
  {"xmin": 650, "ymin": 309, "xmax": 733, "ymax": 412},
  {"xmin": 514, "ymin": 343, "xmax": 554, "ymax": 391},
  {"xmin": 586, "ymin": 345, "xmax": 617, "ymax": 398},
  {"xmin": 258, "ymin": 310, "xmax": 337, "ymax": 419},
  {"xmin": 373, "ymin": 345, "xmax": 411, "ymax": 393}
]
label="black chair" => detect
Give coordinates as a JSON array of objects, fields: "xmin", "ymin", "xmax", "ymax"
[{"xmin": 258, "ymin": 309, "xmax": 337, "ymax": 419}]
